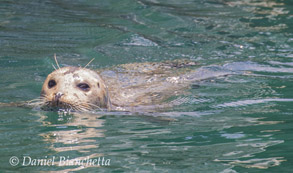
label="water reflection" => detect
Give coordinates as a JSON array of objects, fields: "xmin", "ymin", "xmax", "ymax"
[
  {"xmin": 226, "ymin": 0, "xmax": 290, "ymax": 31},
  {"xmin": 226, "ymin": 0, "xmax": 288, "ymax": 16},
  {"xmin": 38, "ymin": 111, "xmax": 106, "ymax": 170}
]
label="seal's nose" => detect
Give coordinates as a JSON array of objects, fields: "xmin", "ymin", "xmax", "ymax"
[{"xmin": 54, "ymin": 92, "xmax": 64, "ymax": 103}]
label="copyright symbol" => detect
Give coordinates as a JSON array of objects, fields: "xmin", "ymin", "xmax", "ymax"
[{"xmin": 9, "ymin": 156, "xmax": 19, "ymax": 166}]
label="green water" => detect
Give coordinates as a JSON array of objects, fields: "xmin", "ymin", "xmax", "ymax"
[{"xmin": 0, "ymin": 0, "xmax": 293, "ymax": 172}]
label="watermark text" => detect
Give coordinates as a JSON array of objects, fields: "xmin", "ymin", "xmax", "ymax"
[{"xmin": 9, "ymin": 156, "xmax": 110, "ymax": 167}]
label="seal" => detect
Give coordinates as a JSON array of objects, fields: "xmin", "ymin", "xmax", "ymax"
[
  {"xmin": 0, "ymin": 57, "xmax": 202, "ymax": 112},
  {"xmin": 40, "ymin": 66, "xmax": 111, "ymax": 111},
  {"xmin": 39, "ymin": 58, "xmax": 199, "ymax": 112}
]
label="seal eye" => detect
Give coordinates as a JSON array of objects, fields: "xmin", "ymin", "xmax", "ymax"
[
  {"xmin": 77, "ymin": 83, "xmax": 90, "ymax": 91},
  {"xmin": 48, "ymin": 80, "xmax": 56, "ymax": 89}
]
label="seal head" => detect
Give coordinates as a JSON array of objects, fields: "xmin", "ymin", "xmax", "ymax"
[{"xmin": 41, "ymin": 66, "xmax": 110, "ymax": 111}]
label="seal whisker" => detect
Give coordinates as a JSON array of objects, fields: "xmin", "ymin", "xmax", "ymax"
[
  {"xmin": 69, "ymin": 103, "xmax": 76, "ymax": 109},
  {"xmin": 70, "ymin": 102, "xmax": 86, "ymax": 112},
  {"xmin": 77, "ymin": 104, "xmax": 91, "ymax": 112},
  {"xmin": 75, "ymin": 105, "xmax": 87, "ymax": 112},
  {"xmin": 27, "ymin": 99, "xmax": 43, "ymax": 103},
  {"xmin": 74, "ymin": 102, "xmax": 95, "ymax": 112},
  {"xmin": 84, "ymin": 58, "xmax": 95, "ymax": 68},
  {"xmin": 52, "ymin": 64, "xmax": 57, "ymax": 70},
  {"xmin": 54, "ymin": 53, "xmax": 61, "ymax": 69},
  {"xmin": 29, "ymin": 97, "xmax": 44, "ymax": 101},
  {"xmin": 78, "ymin": 102, "xmax": 93, "ymax": 110},
  {"xmin": 86, "ymin": 102, "xmax": 103, "ymax": 111},
  {"xmin": 69, "ymin": 103, "xmax": 79, "ymax": 111},
  {"xmin": 25, "ymin": 97, "xmax": 46, "ymax": 107}
]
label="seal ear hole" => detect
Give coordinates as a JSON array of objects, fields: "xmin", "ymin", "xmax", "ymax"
[
  {"xmin": 48, "ymin": 80, "xmax": 57, "ymax": 89},
  {"xmin": 97, "ymin": 82, "xmax": 100, "ymax": 88},
  {"xmin": 77, "ymin": 83, "xmax": 90, "ymax": 91}
]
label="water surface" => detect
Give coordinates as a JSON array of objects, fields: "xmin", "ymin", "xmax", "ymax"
[{"xmin": 0, "ymin": 0, "xmax": 293, "ymax": 172}]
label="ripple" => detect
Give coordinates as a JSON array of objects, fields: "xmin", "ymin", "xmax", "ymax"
[
  {"xmin": 214, "ymin": 98, "xmax": 293, "ymax": 108},
  {"xmin": 223, "ymin": 61, "xmax": 293, "ymax": 73},
  {"xmin": 122, "ymin": 34, "xmax": 158, "ymax": 47}
]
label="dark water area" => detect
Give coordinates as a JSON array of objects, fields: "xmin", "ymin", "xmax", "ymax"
[{"xmin": 0, "ymin": 0, "xmax": 293, "ymax": 172}]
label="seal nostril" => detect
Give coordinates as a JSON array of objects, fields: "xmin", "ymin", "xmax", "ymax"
[{"xmin": 54, "ymin": 92, "xmax": 64, "ymax": 103}]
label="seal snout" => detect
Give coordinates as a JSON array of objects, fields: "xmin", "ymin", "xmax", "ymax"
[{"xmin": 54, "ymin": 92, "xmax": 64, "ymax": 105}]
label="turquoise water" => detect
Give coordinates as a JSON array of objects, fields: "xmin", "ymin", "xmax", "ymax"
[{"xmin": 0, "ymin": 0, "xmax": 293, "ymax": 172}]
